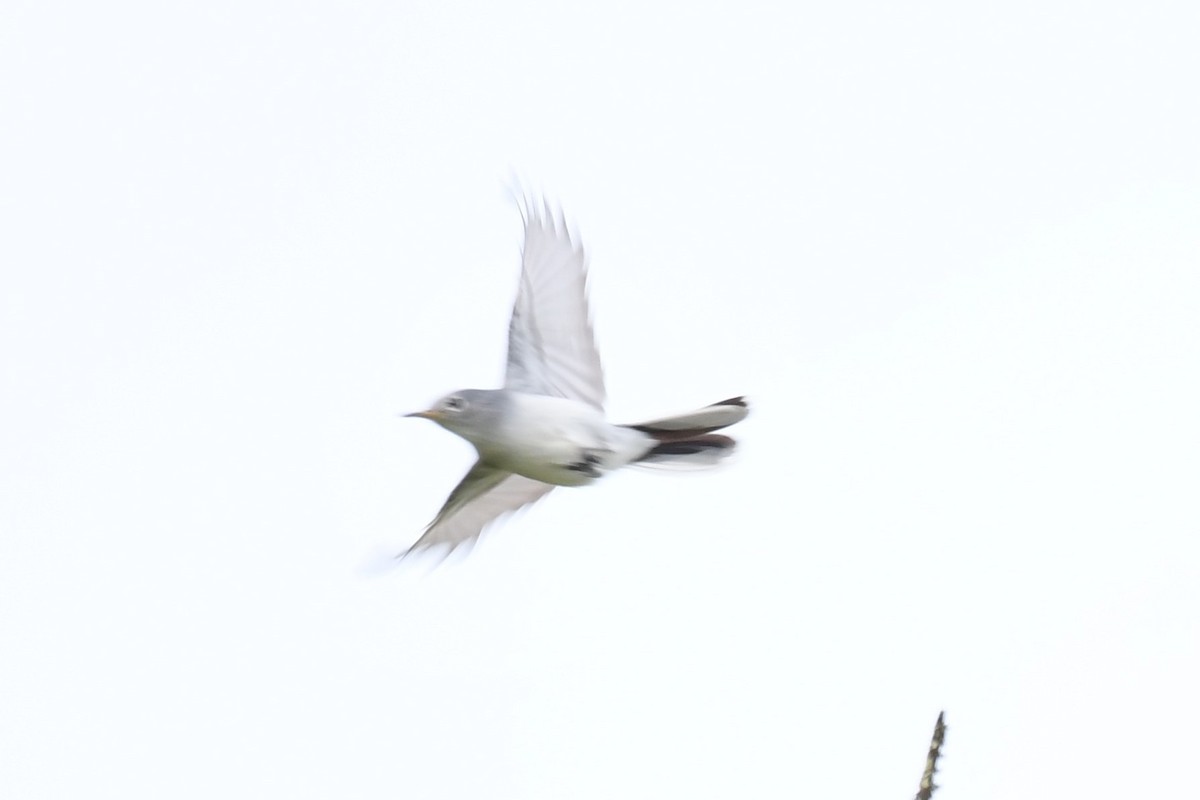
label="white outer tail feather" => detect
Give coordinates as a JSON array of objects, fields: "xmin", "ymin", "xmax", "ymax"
[{"xmin": 627, "ymin": 397, "xmax": 749, "ymax": 434}]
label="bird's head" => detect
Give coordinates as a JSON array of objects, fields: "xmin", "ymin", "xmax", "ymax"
[{"xmin": 404, "ymin": 389, "xmax": 499, "ymax": 441}]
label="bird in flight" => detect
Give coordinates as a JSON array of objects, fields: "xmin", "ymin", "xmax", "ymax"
[{"xmin": 402, "ymin": 200, "xmax": 748, "ymax": 558}]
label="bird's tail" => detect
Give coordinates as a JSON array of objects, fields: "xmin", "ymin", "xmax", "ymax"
[{"xmin": 624, "ymin": 396, "xmax": 748, "ymax": 468}]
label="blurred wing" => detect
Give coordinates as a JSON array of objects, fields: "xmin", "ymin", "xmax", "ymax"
[
  {"xmin": 401, "ymin": 460, "xmax": 554, "ymax": 557},
  {"xmin": 505, "ymin": 201, "xmax": 606, "ymax": 409}
]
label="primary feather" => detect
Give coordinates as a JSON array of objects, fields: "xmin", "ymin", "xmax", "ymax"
[{"xmin": 505, "ymin": 201, "xmax": 606, "ymax": 409}]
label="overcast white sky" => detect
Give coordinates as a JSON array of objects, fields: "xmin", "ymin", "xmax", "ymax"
[{"xmin": 2, "ymin": 1, "xmax": 1198, "ymax": 798}]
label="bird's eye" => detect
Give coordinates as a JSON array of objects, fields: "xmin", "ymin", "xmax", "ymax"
[{"xmin": 444, "ymin": 396, "xmax": 465, "ymax": 411}]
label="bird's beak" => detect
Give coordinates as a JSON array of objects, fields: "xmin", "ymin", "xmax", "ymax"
[{"xmin": 404, "ymin": 409, "xmax": 441, "ymax": 421}]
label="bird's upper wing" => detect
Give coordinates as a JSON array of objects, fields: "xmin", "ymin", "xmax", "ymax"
[
  {"xmin": 401, "ymin": 460, "xmax": 555, "ymax": 558},
  {"xmin": 504, "ymin": 201, "xmax": 606, "ymax": 409}
]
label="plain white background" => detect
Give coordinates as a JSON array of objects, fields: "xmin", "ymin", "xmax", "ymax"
[{"xmin": 2, "ymin": 1, "xmax": 1198, "ymax": 797}]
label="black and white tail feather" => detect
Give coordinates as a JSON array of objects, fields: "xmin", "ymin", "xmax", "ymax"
[{"xmin": 628, "ymin": 396, "xmax": 747, "ymax": 469}]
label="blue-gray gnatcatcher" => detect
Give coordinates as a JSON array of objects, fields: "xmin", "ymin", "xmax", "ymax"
[{"xmin": 403, "ymin": 201, "xmax": 748, "ymax": 557}]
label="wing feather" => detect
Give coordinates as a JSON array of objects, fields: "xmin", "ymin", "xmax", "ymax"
[
  {"xmin": 505, "ymin": 202, "xmax": 606, "ymax": 409},
  {"xmin": 401, "ymin": 460, "xmax": 554, "ymax": 557}
]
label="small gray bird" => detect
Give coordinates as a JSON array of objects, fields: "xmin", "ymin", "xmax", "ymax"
[{"xmin": 402, "ymin": 201, "xmax": 748, "ymax": 556}]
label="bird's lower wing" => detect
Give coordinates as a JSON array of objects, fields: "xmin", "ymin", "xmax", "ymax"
[{"xmin": 401, "ymin": 460, "xmax": 555, "ymax": 558}]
